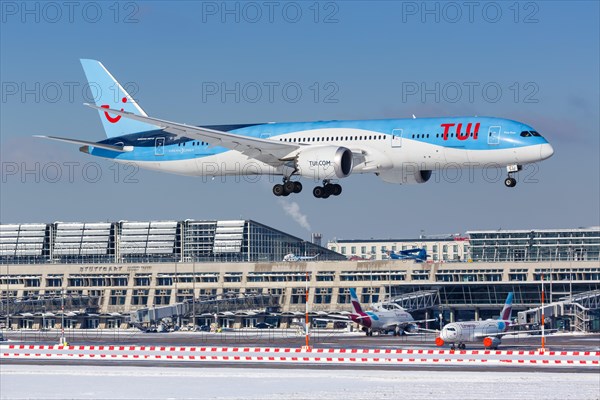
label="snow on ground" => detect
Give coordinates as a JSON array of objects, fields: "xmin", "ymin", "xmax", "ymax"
[{"xmin": 1, "ymin": 364, "xmax": 599, "ymax": 400}]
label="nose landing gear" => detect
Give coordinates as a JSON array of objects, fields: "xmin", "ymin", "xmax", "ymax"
[
  {"xmin": 504, "ymin": 164, "xmax": 522, "ymax": 188},
  {"xmin": 504, "ymin": 177, "xmax": 517, "ymax": 187}
]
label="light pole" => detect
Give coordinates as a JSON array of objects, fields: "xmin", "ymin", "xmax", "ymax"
[
  {"xmin": 192, "ymin": 260, "xmax": 196, "ymax": 329},
  {"xmin": 60, "ymin": 290, "xmax": 66, "ymax": 346},
  {"xmin": 303, "ymin": 268, "xmax": 311, "ymax": 351},
  {"xmin": 5, "ymin": 264, "xmax": 9, "ymax": 330}
]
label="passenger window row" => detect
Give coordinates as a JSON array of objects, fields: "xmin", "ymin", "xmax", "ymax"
[
  {"xmin": 279, "ymin": 135, "xmax": 386, "ymax": 143},
  {"xmin": 178, "ymin": 141, "xmax": 207, "ymax": 147},
  {"xmin": 412, "ymin": 133, "xmax": 476, "ymax": 139}
]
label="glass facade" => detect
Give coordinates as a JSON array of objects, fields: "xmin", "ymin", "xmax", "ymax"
[
  {"xmin": 0, "ymin": 220, "xmax": 345, "ymax": 264},
  {"xmin": 468, "ymin": 228, "xmax": 600, "ymax": 262}
]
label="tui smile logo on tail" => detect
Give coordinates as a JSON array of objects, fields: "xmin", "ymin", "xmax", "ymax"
[{"xmin": 101, "ymin": 97, "xmax": 127, "ymax": 123}]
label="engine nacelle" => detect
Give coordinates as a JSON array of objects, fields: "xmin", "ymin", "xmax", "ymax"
[
  {"xmin": 377, "ymin": 165, "xmax": 432, "ymax": 184},
  {"xmin": 483, "ymin": 336, "xmax": 501, "ymax": 349},
  {"xmin": 404, "ymin": 324, "xmax": 418, "ymax": 333},
  {"xmin": 295, "ymin": 146, "xmax": 353, "ymax": 180}
]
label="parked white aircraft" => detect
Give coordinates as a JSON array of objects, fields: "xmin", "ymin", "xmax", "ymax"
[
  {"xmin": 436, "ymin": 292, "xmax": 516, "ymax": 350},
  {"xmin": 339, "ymin": 288, "xmax": 425, "ymax": 336}
]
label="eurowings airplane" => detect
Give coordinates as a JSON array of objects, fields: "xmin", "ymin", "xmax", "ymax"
[
  {"xmin": 38, "ymin": 60, "xmax": 554, "ymax": 199},
  {"xmin": 435, "ymin": 292, "xmax": 516, "ymax": 350},
  {"xmin": 346, "ymin": 288, "xmax": 423, "ymax": 336},
  {"xmin": 386, "ymin": 248, "xmax": 428, "ymax": 262},
  {"xmin": 282, "ymin": 253, "xmax": 319, "ymax": 262}
]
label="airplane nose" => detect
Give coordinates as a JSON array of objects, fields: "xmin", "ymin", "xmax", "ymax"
[{"xmin": 540, "ymin": 143, "xmax": 554, "ymax": 160}]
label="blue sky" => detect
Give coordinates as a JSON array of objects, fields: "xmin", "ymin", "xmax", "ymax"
[{"xmin": 1, "ymin": 1, "xmax": 599, "ymax": 242}]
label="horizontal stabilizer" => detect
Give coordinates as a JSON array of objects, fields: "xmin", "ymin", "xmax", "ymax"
[{"xmin": 34, "ymin": 135, "xmax": 132, "ymax": 152}]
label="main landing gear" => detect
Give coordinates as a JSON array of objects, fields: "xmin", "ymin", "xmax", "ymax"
[
  {"xmin": 504, "ymin": 164, "xmax": 522, "ymax": 188},
  {"xmin": 450, "ymin": 343, "xmax": 466, "ymax": 350},
  {"xmin": 273, "ymin": 179, "xmax": 302, "ymax": 197},
  {"xmin": 272, "ymin": 177, "xmax": 343, "ymax": 199},
  {"xmin": 313, "ymin": 180, "xmax": 342, "ymax": 199}
]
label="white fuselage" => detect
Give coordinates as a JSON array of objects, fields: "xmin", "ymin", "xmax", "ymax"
[{"xmin": 440, "ymin": 320, "xmax": 509, "ymax": 344}]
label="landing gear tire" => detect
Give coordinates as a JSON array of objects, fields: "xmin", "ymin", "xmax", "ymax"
[
  {"xmin": 314, "ymin": 183, "xmax": 342, "ymax": 199},
  {"xmin": 450, "ymin": 345, "xmax": 456, "ymax": 351},
  {"xmin": 283, "ymin": 181, "xmax": 296, "ymax": 194},
  {"xmin": 458, "ymin": 343, "xmax": 466, "ymax": 350},
  {"xmin": 504, "ymin": 177, "xmax": 517, "ymax": 187},
  {"xmin": 273, "ymin": 184, "xmax": 285, "ymax": 196},
  {"xmin": 293, "ymin": 181, "xmax": 303, "ymax": 193},
  {"xmin": 331, "ymin": 184, "xmax": 342, "ymax": 196},
  {"xmin": 313, "ymin": 186, "xmax": 324, "ymax": 198},
  {"xmin": 274, "ymin": 179, "xmax": 302, "ymax": 197}
]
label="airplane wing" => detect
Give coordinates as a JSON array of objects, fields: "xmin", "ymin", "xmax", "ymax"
[
  {"xmin": 85, "ymin": 104, "xmax": 300, "ymax": 167},
  {"xmin": 382, "ymin": 318, "xmax": 437, "ymax": 331},
  {"xmin": 34, "ymin": 135, "xmax": 133, "ymax": 153},
  {"xmin": 412, "ymin": 318, "xmax": 437, "ymax": 324},
  {"xmin": 314, "ymin": 316, "xmax": 352, "ymax": 324},
  {"xmin": 473, "ymin": 328, "xmax": 556, "ymax": 339}
]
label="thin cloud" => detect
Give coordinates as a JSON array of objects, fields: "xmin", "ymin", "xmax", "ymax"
[{"xmin": 277, "ymin": 199, "xmax": 311, "ymax": 231}]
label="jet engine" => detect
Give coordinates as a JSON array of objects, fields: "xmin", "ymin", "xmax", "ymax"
[
  {"xmin": 295, "ymin": 146, "xmax": 353, "ymax": 180},
  {"xmin": 483, "ymin": 336, "xmax": 501, "ymax": 349},
  {"xmin": 377, "ymin": 166, "xmax": 432, "ymax": 184}
]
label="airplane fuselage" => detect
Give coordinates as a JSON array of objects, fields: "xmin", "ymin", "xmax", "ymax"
[
  {"xmin": 350, "ymin": 307, "xmax": 415, "ymax": 333},
  {"xmin": 43, "ymin": 60, "xmax": 554, "ymax": 199},
  {"xmin": 84, "ymin": 116, "xmax": 553, "ymax": 181},
  {"xmin": 439, "ymin": 320, "xmax": 510, "ymax": 345}
]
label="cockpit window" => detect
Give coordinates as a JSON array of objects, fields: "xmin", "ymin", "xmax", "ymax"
[
  {"xmin": 520, "ymin": 131, "xmax": 532, "ymax": 137},
  {"xmin": 446, "ymin": 327, "xmax": 456, "ymax": 332},
  {"xmin": 530, "ymin": 131, "xmax": 541, "ymax": 137}
]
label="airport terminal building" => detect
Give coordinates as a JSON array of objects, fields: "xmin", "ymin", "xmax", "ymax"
[{"xmin": 1, "ymin": 220, "xmax": 599, "ymax": 332}]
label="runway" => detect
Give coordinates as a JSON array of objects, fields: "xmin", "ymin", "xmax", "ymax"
[
  {"xmin": 3, "ymin": 329, "xmax": 600, "ymax": 352},
  {"xmin": 2, "ymin": 329, "xmax": 599, "ymax": 373}
]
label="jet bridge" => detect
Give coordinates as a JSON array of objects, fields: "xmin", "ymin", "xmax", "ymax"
[
  {"xmin": 0, "ymin": 295, "xmax": 100, "ymax": 317},
  {"xmin": 517, "ymin": 290, "xmax": 600, "ymax": 332},
  {"xmin": 130, "ymin": 294, "xmax": 279, "ymax": 326},
  {"xmin": 390, "ymin": 290, "xmax": 440, "ymax": 312}
]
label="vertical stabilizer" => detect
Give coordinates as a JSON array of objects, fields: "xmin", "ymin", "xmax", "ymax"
[
  {"xmin": 499, "ymin": 292, "xmax": 514, "ymax": 321},
  {"xmin": 80, "ymin": 59, "xmax": 159, "ymax": 138},
  {"xmin": 349, "ymin": 288, "xmax": 364, "ymax": 314}
]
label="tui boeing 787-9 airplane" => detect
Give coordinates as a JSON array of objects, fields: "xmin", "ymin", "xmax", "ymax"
[{"xmin": 38, "ymin": 60, "xmax": 554, "ymax": 199}]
